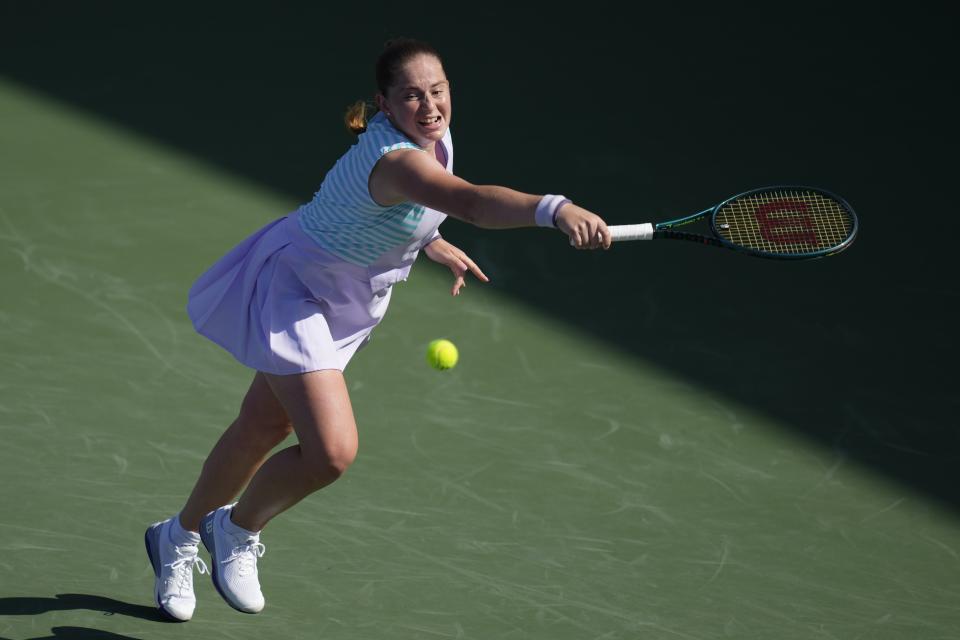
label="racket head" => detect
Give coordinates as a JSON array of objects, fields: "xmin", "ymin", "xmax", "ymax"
[{"xmin": 709, "ymin": 186, "xmax": 858, "ymax": 259}]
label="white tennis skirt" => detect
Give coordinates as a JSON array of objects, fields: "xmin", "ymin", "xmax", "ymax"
[{"xmin": 187, "ymin": 212, "xmax": 394, "ymax": 374}]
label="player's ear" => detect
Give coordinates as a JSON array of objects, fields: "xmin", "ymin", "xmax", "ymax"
[{"xmin": 375, "ymin": 93, "xmax": 390, "ymax": 117}]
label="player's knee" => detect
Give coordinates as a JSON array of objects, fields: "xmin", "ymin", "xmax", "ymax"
[
  {"xmin": 306, "ymin": 440, "xmax": 358, "ymax": 486},
  {"xmin": 324, "ymin": 441, "xmax": 358, "ymax": 479}
]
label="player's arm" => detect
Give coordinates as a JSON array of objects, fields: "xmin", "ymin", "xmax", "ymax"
[{"xmin": 370, "ymin": 149, "xmax": 610, "ymax": 248}]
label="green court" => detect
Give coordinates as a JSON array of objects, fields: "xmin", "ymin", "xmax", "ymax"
[{"xmin": 2, "ymin": 5, "xmax": 958, "ymax": 639}]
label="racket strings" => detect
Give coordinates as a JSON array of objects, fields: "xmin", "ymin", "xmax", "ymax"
[{"xmin": 714, "ymin": 189, "xmax": 854, "ymax": 255}]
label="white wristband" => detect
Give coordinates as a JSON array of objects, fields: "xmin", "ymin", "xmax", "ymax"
[{"xmin": 535, "ymin": 194, "xmax": 571, "ymax": 228}]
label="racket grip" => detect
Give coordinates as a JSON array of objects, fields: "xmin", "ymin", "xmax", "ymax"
[{"xmin": 608, "ymin": 223, "xmax": 654, "ymax": 241}]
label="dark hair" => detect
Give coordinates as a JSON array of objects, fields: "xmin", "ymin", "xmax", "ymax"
[{"xmin": 344, "ymin": 38, "xmax": 445, "ymax": 135}]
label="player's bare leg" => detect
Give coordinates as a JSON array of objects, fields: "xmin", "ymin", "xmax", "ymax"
[
  {"xmin": 198, "ymin": 369, "xmax": 358, "ymax": 614},
  {"xmin": 230, "ymin": 369, "xmax": 358, "ymax": 531},
  {"xmin": 178, "ymin": 373, "xmax": 293, "ymax": 532}
]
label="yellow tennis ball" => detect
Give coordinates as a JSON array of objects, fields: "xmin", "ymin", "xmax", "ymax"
[{"xmin": 426, "ymin": 339, "xmax": 459, "ymax": 370}]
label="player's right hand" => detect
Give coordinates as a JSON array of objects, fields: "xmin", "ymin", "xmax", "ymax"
[{"xmin": 556, "ymin": 203, "xmax": 611, "ymax": 250}]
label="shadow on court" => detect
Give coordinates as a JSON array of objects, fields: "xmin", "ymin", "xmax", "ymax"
[
  {"xmin": 0, "ymin": 628, "xmax": 141, "ymax": 640},
  {"xmin": 2, "ymin": 3, "xmax": 956, "ymax": 509},
  {"xmin": 0, "ymin": 594, "xmax": 165, "ymax": 624}
]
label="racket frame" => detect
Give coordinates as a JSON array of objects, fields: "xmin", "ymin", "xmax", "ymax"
[{"xmin": 652, "ymin": 185, "xmax": 858, "ymax": 260}]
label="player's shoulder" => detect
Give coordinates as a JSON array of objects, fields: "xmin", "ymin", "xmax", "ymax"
[{"xmin": 377, "ymin": 145, "xmax": 432, "ymax": 172}]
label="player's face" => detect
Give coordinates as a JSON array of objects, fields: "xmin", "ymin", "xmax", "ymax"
[{"xmin": 378, "ymin": 54, "xmax": 451, "ymax": 149}]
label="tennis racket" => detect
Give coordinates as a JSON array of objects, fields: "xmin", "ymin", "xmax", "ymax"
[{"xmin": 607, "ymin": 186, "xmax": 858, "ymax": 259}]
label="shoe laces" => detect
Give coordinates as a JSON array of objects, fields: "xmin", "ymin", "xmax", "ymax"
[
  {"xmin": 223, "ymin": 539, "xmax": 266, "ymax": 577},
  {"xmin": 165, "ymin": 545, "xmax": 209, "ymax": 593}
]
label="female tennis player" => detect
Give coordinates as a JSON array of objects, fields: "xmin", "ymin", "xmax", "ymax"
[{"xmin": 144, "ymin": 38, "xmax": 611, "ymax": 621}]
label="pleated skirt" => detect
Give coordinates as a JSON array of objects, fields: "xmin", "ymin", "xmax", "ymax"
[{"xmin": 186, "ymin": 212, "xmax": 394, "ymax": 374}]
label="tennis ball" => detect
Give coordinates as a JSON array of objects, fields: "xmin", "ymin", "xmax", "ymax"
[{"xmin": 426, "ymin": 339, "xmax": 459, "ymax": 370}]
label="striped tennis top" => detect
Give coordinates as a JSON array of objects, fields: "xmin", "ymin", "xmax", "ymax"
[{"xmin": 297, "ymin": 112, "xmax": 451, "ymax": 267}]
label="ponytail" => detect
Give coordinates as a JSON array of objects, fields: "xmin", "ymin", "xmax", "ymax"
[{"xmin": 344, "ymin": 100, "xmax": 374, "ymax": 135}]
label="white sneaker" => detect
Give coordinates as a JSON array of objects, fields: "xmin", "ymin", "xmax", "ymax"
[
  {"xmin": 144, "ymin": 518, "xmax": 208, "ymax": 621},
  {"xmin": 200, "ymin": 504, "xmax": 266, "ymax": 614}
]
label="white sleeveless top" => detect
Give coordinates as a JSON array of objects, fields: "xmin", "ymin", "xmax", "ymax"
[{"xmin": 297, "ymin": 112, "xmax": 450, "ymax": 290}]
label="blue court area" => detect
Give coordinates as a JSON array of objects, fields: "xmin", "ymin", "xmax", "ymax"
[{"xmin": 1, "ymin": 5, "xmax": 958, "ymax": 639}]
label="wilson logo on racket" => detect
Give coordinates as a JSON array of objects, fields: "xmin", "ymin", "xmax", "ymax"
[{"xmin": 754, "ymin": 200, "xmax": 819, "ymax": 247}]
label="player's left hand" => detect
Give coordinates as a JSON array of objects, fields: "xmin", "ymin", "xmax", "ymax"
[{"xmin": 423, "ymin": 238, "xmax": 489, "ymax": 296}]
